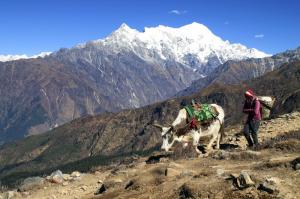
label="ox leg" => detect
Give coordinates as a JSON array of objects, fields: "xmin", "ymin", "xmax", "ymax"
[
  {"xmin": 216, "ymin": 133, "xmax": 221, "ymax": 150},
  {"xmin": 206, "ymin": 133, "xmax": 218, "ymax": 153},
  {"xmin": 191, "ymin": 130, "xmax": 203, "ymax": 157}
]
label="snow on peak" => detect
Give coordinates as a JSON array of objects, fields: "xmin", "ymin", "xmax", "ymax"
[
  {"xmin": 0, "ymin": 52, "xmax": 52, "ymax": 62},
  {"xmin": 118, "ymin": 23, "xmax": 133, "ymax": 32},
  {"xmin": 179, "ymin": 22, "xmax": 213, "ymax": 34},
  {"xmin": 107, "ymin": 23, "xmax": 139, "ymax": 41},
  {"xmin": 87, "ymin": 22, "xmax": 271, "ymax": 66}
]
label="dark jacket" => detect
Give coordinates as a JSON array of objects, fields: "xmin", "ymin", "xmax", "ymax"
[{"xmin": 243, "ymin": 97, "xmax": 261, "ymax": 121}]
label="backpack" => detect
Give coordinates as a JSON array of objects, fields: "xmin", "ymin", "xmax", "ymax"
[{"xmin": 257, "ymin": 96, "xmax": 275, "ymax": 120}]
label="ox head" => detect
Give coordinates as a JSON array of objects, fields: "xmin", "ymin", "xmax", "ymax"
[{"xmin": 153, "ymin": 123, "xmax": 176, "ymax": 152}]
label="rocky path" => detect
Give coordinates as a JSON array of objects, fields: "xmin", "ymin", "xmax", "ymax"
[{"xmin": 1, "ymin": 112, "xmax": 300, "ymax": 199}]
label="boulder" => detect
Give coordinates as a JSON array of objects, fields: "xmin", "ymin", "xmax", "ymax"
[
  {"xmin": 295, "ymin": 163, "xmax": 300, "ymax": 170},
  {"xmin": 51, "ymin": 175, "xmax": 64, "ymax": 184},
  {"xmin": 94, "ymin": 184, "xmax": 107, "ymax": 195},
  {"xmin": 50, "ymin": 170, "xmax": 63, "ymax": 176},
  {"xmin": 49, "ymin": 170, "xmax": 64, "ymax": 184},
  {"xmin": 18, "ymin": 177, "xmax": 45, "ymax": 192},
  {"xmin": 62, "ymin": 174, "xmax": 72, "ymax": 181},
  {"xmin": 71, "ymin": 171, "xmax": 81, "ymax": 178},
  {"xmin": 232, "ymin": 171, "xmax": 255, "ymax": 189},
  {"xmin": 258, "ymin": 177, "xmax": 281, "ymax": 194},
  {"xmin": 291, "ymin": 157, "xmax": 300, "ymax": 170},
  {"xmin": 240, "ymin": 171, "xmax": 255, "ymax": 187}
]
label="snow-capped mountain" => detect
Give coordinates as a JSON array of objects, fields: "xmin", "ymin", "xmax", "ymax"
[
  {"xmin": 1, "ymin": 22, "xmax": 269, "ymax": 72},
  {"xmin": 0, "ymin": 22, "xmax": 271, "ymax": 143},
  {"xmin": 0, "ymin": 52, "xmax": 51, "ymax": 62},
  {"xmin": 73, "ymin": 22, "xmax": 270, "ymax": 75}
]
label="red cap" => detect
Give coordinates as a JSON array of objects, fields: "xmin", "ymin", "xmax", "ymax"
[{"xmin": 245, "ymin": 89, "xmax": 255, "ymax": 97}]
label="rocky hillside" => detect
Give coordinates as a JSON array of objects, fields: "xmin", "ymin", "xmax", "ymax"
[
  {"xmin": 0, "ymin": 61, "xmax": 299, "ymax": 187},
  {"xmin": 178, "ymin": 47, "xmax": 300, "ymax": 96},
  {"xmin": 0, "ymin": 23, "xmax": 268, "ymax": 143},
  {"xmin": 1, "ymin": 111, "xmax": 300, "ymax": 199}
]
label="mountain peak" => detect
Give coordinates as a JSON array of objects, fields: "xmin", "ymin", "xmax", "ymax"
[
  {"xmin": 118, "ymin": 23, "xmax": 131, "ymax": 31},
  {"xmin": 107, "ymin": 23, "xmax": 139, "ymax": 42},
  {"xmin": 114, "ymin": 23, "xmax": 138, "ymax": 34},
  {"xmin": 180, "ymin": 22, "xmax": 210, "ymax": 31}
]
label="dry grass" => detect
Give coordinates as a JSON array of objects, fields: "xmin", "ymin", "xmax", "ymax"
[{"xmin": 258, "ymin": 130, "xmax": 300, "ymax": 152}]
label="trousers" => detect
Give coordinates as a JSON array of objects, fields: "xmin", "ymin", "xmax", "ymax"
[{"xmin": 243, "ymin": 120, "xmax": 260, "ymax": 147}]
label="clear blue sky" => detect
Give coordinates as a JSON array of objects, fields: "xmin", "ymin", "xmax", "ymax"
[{"xmin": 1, "ymin": 0, "xmax": 299, "ymax": 55}]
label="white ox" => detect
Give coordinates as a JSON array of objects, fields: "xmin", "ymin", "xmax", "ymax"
[{"xmin": 154, "ymin": 104, "xmax": 225, "ymax": 156}]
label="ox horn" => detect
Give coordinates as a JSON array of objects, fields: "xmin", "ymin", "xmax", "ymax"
[{"xmin": 152, "ymin": 123, "xmax": 164, "ymax": 130}]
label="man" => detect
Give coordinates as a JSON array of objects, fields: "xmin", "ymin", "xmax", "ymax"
[{"xmin": 242, "ymin": 89, "xmax": 261, "ymax": 149}]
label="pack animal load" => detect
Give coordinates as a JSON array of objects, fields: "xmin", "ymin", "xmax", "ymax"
[
  {"xmin": 184, "ymin": 101, "xmax": 219, "ymax": 129},
  {"xmin": 257, "ymin": 96, "xmax": 275, "ymax": 119}
]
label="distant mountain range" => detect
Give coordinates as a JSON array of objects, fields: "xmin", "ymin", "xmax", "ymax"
[
  {"xmin": 1, "ymin": 60, "xmax": 300, "ymax": 187},
  {"xmin": 0, "ymin": 52, "xmax": 51, "ymax": 62},
  {"xmin": 177, "ymin": 47, "xmax": 300, "ymax": 96},
  {"xmin": 0, "ymin": 22, "xmax": 270, "ymax": 143}
]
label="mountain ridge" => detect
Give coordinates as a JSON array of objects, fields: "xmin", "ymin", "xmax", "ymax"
[
  {"xmin": 177, "ymin": 47, "xmax": 300, "ymax": 96},
  {"xmin": 69, "ymin": 22, "xmax": 270, "ymax": 75},
  {"xmin": 0, "ymin": 22, "xmax": 270, "ymax": 143},
  {"xmin": 0, "ymin": 60, "xmax": 299, "ymax": 186}
]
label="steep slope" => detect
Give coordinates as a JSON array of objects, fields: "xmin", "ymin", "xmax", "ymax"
[
  {"xmin": 178, "ymin": 47, "xmax": 300, "ymax": 96},
  {"xmin": 3, "ymin": 112, "xmax": 299, "ymax": 199},
  {"xmin": 0, "ymin": 61, "xmax": 299, "ymax": 186},
  {"xmin": 0, "ymin": 58, "xmax": 120, "ymax": 143},
  {"xmin": 0, "ymin": 22, "xmax": 269, "ymax": 143}
]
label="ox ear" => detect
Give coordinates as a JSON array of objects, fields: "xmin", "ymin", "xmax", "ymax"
[{"xmin": 152, "ymin": 123, "xmax": 164, "ymax": 130}]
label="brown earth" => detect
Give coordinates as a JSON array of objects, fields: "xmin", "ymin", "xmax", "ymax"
[
  {"xmin": 1, "ymin": 61, "xmax": 300, "ymax": 185},
  {"xmin": 3, "ymin": 111, "xmax": 299, "ymax": 199}
]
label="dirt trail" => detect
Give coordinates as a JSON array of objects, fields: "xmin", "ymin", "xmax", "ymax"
[{"xmin": 3, "ymin": 112, "xmax": 300, "ymax": 199}]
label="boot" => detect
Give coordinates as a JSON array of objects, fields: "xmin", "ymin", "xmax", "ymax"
[{"xmin": 244, "ymin": 133, "xmax": 254, "ymax": 148}]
